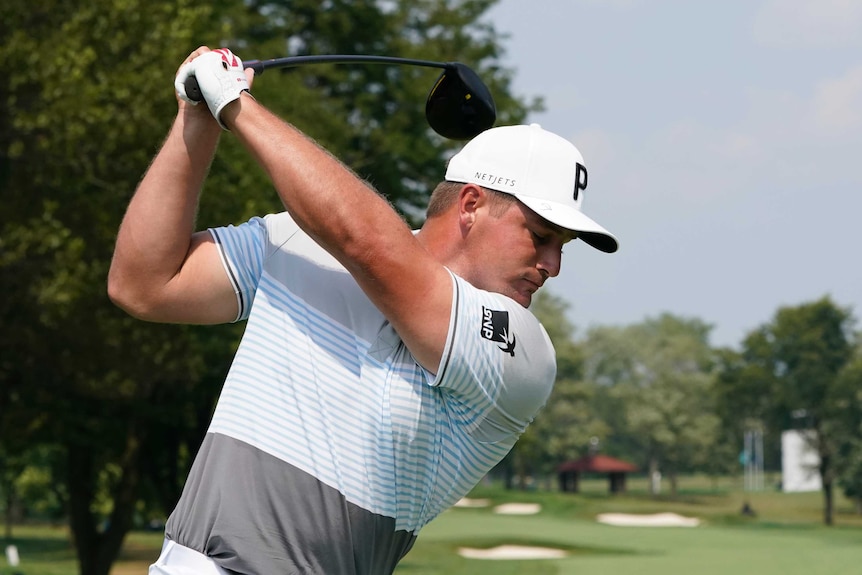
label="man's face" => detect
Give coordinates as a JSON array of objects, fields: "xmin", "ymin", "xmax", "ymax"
[{"xmin": 466, "ymin": 197, "xmax": 576, "ymax": 307}]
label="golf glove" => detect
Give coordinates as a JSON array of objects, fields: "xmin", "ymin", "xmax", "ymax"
[{"xmin": 175, "ymin": 48, "xmax": 250, "ymax": 130}]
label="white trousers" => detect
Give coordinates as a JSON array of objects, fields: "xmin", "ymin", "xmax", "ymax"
[{"xmin": 148, "ymin": 539, "xmax": 230, "ymax": 575}]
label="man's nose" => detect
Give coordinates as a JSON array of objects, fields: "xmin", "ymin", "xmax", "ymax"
[{"xmin": 537, "ymin": 245, "xmax": 562, "ymax": 279}]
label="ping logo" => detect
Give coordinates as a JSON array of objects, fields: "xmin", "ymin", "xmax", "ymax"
[
  {"xmin": 573, "ymin": 162, "xmax": 588, "ymax": 201},
  {"xmin": 481, "ymin": 307, "xmax": 517, "ymax": 357},
  {"xmin": 213, "ymin": 48, "xmax": 240, "ymax": 67}
]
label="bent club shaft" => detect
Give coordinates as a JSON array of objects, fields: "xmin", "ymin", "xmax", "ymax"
[
  {"xmin": 183, "ymin": 53, "xmax": 496, "ymax": 139},
  {"xmin": 184, "ymin": 55, "xmax": 452, "ymax": 102}
]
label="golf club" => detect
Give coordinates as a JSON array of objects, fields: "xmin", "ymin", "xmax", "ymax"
[{"xmin": 183, "ymin": 54, "xmax": 497, "ymax": 140}]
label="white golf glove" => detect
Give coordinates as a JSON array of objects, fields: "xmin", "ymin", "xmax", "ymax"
[{"xmin": 175, "ymin": 48, "xmax": 250, "ymax": 130}]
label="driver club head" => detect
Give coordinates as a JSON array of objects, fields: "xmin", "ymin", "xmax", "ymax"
[{"xmin": 425, "ymin": 62, "xmax": 496, "ymax": 140}]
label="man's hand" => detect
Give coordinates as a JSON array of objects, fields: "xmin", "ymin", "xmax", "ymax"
[{"xmin": 175, "ymin": 48, "xmax": 251, "ymax": 130}]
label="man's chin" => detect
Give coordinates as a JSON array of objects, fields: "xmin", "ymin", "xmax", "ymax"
[{"xmin": 513, "ymin": 292, "xmax": 532, "ymax": 308}]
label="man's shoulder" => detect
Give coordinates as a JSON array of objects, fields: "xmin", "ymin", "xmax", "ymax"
[
  {"xmin": 447, "ymin": 273, "xmax": 555, "ymax": 368},
  {"xmin": 449, "ymin": 273, "xmax": 547, "ymax": 333},
  {"xmin": 436, "ymin": 274, "xmax": 557, "ymax": 441}
]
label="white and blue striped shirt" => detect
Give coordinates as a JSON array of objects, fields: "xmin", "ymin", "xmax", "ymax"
[{"xmin": 206, "ymin": 211, "xmax": 556, "ymax": 532}]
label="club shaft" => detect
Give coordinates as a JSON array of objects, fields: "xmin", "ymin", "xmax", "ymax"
[
  {"xmin": 243, "ymin": 54, "xmax": 452, "ymax": 75},
  {"xmin": 184, "ymin": 54, "xmax": 453, "ymax": 102}
]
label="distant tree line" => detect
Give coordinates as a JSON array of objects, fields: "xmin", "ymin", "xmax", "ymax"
[{"xmin": 521, "ymin": 292, "xmax": 861, "ymax": 527}]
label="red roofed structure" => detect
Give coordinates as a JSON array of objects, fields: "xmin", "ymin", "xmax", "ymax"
[{"xmin": 557, "ymin": 455, "xmax": 639, "ymax": 494}]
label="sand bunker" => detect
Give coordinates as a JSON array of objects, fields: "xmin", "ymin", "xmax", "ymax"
[
  {"xmin": 453, "ymin": 499, "xmax": 541, "ymax": 514},
  {"xmin": 493, "ymin": 502, "xmax": 542, "ymax": 515},
  {"xmin": 454, "ymin": 497, "xmax": 491, "ymax": 508},
  {"xmin": 458, "ymin": 544, "xmax": 568, "ymax": 560},
  {"xmin": 596, "ymin": 512, "xmax": 701, "ymax": 527}
]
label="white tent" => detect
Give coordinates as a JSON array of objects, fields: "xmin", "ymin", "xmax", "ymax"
[{"xmin": 781, "ymin": 429, "xmax": 822, "ymax": 493}]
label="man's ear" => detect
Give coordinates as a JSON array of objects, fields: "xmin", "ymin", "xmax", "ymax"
[{"xmin": 457, "ymin": 184, "xmax": 485, "ymax": 228}]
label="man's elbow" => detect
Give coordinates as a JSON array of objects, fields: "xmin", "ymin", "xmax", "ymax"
[{"xmin": 106, "ymin": 269, "xmax": 161, "ymax": 321}]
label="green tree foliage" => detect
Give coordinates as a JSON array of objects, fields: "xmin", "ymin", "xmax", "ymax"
[
  {"xmin": 580, "ymin": 314, "xmax": 721, "ymax": 495},
  {"xmin": 1, "ymin": 2, "xmax": 241, "ymax": 573},
  {"xmin": 229, "ymin": 0, "xmax": 539, "ymax": 223},
  {"xmin": 832, "ymin": 340, "xmax": 862, "ymax": 513},
  {"xmin": 726, "ymin": 297, "xmax": 857, "ymax": 525},
  {"xmin": 1, "ymin": 0, "xmax": 536, "ymax": 572}
]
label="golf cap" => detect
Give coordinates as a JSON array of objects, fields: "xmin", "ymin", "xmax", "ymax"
[{"xmin": 445, "ymin": 123, "xmax": 618, "ymax": 253}]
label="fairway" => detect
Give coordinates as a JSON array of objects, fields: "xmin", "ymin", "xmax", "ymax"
[
  {"xmin": 392, "ymin": 479, "xmax": 862, "ymax": 575},
  {"xmin": 2, "ymin": 478, "xmax": 862, "ymax": 575},
  {"xmin": 395, "ymin": 508, "xmax": 862, "ymax": 575}
]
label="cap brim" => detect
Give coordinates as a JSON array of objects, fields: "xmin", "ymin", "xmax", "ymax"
[{"xmin": 517, "ymin": 196, "xmax": 619, "ymax": 253}]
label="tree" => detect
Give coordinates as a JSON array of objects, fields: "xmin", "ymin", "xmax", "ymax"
[
  {"xmin": 580, "ymin": 314, "xmax": 721, "ymax": 495},
  {"xmin": 2, "ymin": 2, "xmax": 233, "ymax": 573},
  {"xmin": 0, "ymin": 449, "xmax": 25, "ymax": 540},
  {"xmin": 832, "ymin": 340, "xmax": 862, "ymax": 514},
  {"xmin": 731, "ymin": 297, "xmax": 856, "ymax": 525},
  {"xmin": 2, "ymin": 0, "xmax": 537, "ymax": 572},
  {"xmin": 227, "ymin": 0, "xmax": 540, "ymax": 224}
]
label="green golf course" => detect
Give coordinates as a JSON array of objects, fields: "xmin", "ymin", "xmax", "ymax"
[{"xmin": 3, "ymin": 476, "xmax": 861, "ymax": 575}]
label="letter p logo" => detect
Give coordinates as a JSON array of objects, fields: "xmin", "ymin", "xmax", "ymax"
[{"xmin": 573, "ymin": 163, "xmax": 588, "ymax": 201}]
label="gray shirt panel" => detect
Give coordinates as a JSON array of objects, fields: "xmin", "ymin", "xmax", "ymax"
[{"xmin": 165, "ymin": 433, "xmax": 416, "ymax": 574}]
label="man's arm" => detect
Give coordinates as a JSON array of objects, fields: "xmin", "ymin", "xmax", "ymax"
[
  {"xmin": 107, "ymin": 92, "xmax": 238, "ymax": 324},
  {"xmin": 221, "ymin": 92, "xmax": 453, "ymax": 373}
]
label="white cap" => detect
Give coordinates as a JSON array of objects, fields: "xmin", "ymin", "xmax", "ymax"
[{"xmin": 444, "ymin": 123, "xmax": 618, "ymax": 253}]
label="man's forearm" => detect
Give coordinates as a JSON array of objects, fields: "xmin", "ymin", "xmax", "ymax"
[{"xmin": 222, "ymin": 93, "xmax": 414, "ymax": 275}]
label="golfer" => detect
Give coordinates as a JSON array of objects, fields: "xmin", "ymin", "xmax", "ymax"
[{"xmin": 108, "ymin": 47, "xmax": 617, "ymax": 574}]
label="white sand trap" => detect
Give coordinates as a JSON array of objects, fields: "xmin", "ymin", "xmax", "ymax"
[
  {"xmin": 458, "ymin": 544, "xmax": 568, "ymax": 560},
  {"xmin": 493, "ymin": 502, "xmax": 542, "ymax": 515},
  {"xmin": 454, "ymin": 497, "xmax": 491, "ymax": 508},
  {"xmin": 596, "ymin": 512, "xmax": 701, "ymax": 527}
]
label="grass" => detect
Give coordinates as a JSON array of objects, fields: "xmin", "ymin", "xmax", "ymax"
[
  {"xmin": 395, "ymin": 476, "xmax": 862, "ymax": 575},
  {"xmin": 2, "ymin": 476, "xmax": 861, "ymax": 574},
  {"xmin": 397, "ymin": 511, "xmax": 862, "ymax": 575},
  {"xmin": 0, "ymin": 525, "xmax": 76, "ymax": 575},
  {"xmin": 0, "ymin": 526, "xmax": 164, "ymax": 575}
]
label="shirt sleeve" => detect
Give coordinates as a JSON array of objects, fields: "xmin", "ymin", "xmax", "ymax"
[
  {"xmin": 432, "ymin": 272, "xmax": 557, "ymax": 443},
  {"xmin": 208, "ymin": 212, "xmax": 301, "ymax": 321}
]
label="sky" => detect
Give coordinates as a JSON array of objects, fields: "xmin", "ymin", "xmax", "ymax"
[{"xmin": 486, "ymin": 0, "xmax": 862, "ymax": 348}]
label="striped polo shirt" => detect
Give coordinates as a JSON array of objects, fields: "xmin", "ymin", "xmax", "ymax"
[{"xmin": 164, "ymin": 212, "xmax": 556, "ymax": 574}]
